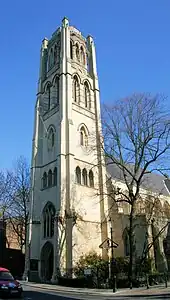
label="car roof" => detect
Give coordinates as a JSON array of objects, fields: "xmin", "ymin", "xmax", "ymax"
[{"xmin": 0, "ymin": 267, "xmax": 9, "ymax": 272}]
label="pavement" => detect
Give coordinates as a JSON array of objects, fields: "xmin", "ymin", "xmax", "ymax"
[{"xmin": 18, "ymin": 280, "xmax": 170, "ymax": 299}]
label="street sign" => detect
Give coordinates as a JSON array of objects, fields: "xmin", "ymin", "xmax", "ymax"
[
  {"xmin": 84, "ymin": 268, "xmax": 91, "ymax": 275},
  {"xmin": 99, "ymin": 238, "xmax": 118, "ymax": 249}
]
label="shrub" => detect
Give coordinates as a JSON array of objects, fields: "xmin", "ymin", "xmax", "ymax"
[{"xmin": 74, "ymin": 251, "xmax": 109, "ymax": 286}]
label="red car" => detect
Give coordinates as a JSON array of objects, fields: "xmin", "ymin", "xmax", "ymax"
[{"xmin": 0, "ymin": 267, "xmax": 23, "ymax": 298}]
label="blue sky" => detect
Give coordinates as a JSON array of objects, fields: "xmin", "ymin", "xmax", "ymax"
[{"xmin": 0, "ymin": 0, "xmax": 170, "ymax": 170}]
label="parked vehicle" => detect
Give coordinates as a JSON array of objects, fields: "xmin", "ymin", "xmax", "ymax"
[{"xmin": 0, "ymin": 267, "xmax": 23, "ymax": 298}]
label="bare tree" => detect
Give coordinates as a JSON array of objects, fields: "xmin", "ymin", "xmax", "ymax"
[
  {"xmin": 0, "ymin": 171, "xmax": 13, "ymax": 219},
  {"xmin": 100, "ymin": 93, "xmax": 170, "ymax": 287},
  {"xmin": 6, "ymin": 156, "xmax": 30, "ymax": 252}
]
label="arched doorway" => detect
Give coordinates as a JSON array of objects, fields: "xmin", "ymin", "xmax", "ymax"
[
  {"xmin": 122, "ymin": 228, "xmax": 130, "ymax": 256},
  {"xmin": 40, "ymin": 241, "xmax": 54, "ymax": 281}
]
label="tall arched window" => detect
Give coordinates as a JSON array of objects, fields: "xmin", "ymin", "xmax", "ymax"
[
  {"xmin": 123, "ymin": 228, "xmax": 130, "ymax": 256},
  {"xmin": 48, "ymin": 127, "xmax": 55, "ymax": 149},
  {"xmin": 54, "ymin": 45, "xmax": 57, "ymax": 64},
  {"xmin": 49, "ymin": 48, "xmax": 53, "ymax": 69},
  {"xmin": 43, "ymin": 172, "xmax": 47, "ymax": 189},
  {"xmin": 73, "ymin": 75, "xmax": 79, "ymax": 103},
  {"xmin": 46, "ymin": 84, "xmax": 51, "ymax": 110},
  {"xmin": 84, "ymin": 82, "xmax": 90, "ymax": 108},
  {"xmin": 43, "ymin": 203, "xmax": 55, "ymax": 238},
  {"xmin": 48, "ymin": 170, "xmax": 52, "ymax": 187},
  {"xmin": 80, "ymin": 46, "xmax": 85, "ymax": 64},
  {"xmin": 43, "ymin": 215, "xmax": 46, "ymax": 238},
  {"xmin": 70, "ymin": 41, "xmax": 73, "ymax": 59},
  {"xmin": 56, "ymin": 41, "xmax": 60, "ymax": 62},
  {"xmin": 82, "ymin": 168, "xmax": 88, "ymax": 186},
  {"xmin": 53, "ymin": 167, "xmax": 57, "ymax": 186},
  {"xmin": 55, "ymin": 77, "xmax": 59, "ymax": 105},
  {"xmin": 75, "ymin": 44, "xmax": 79, "ymax": 60},
  {"xmin": 76, "ymin": 166, "xmax": 81, "ymax": 184},
  {"xmin": 89, "ymin": 170, "xmax": 94, "ymax": 187},
  {"xmin": 80, "ymin": 126, "xmax": 88, "ymax": 147}
]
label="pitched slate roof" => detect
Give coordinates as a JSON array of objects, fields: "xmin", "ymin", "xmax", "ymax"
[{"xmin": 106, "ymin": 162, "xmax": 170, "ymax": 197}]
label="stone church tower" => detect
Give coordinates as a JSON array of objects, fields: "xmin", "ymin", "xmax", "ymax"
[{"xmin": 28, "ymin": 17, "xmax": 108, "ymax": 282}]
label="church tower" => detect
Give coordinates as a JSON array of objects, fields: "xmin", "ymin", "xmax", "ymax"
[{"xmin": 28, "ymin": 17, "xmax": 108, "ymax": 282}]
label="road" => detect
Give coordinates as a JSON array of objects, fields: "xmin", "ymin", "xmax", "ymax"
[
  {"xmin": 22, "ymin": 284, "xmax": 170, "ymax": 300},
  {"xmin": 2, "ymin": 284, "xmax": 170, "ymax": 300}
]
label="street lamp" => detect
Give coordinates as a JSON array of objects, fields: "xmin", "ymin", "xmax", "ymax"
[{"xmin": 108, "ymin": 218, "xmax": 118, "ymax": 293}]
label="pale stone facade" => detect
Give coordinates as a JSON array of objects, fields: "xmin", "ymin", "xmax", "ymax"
[
  {"xmin": 28, "ymin": 17, "xmax": 109, "ymax": 282},
  {"xmin": 27, "ymin": 17, "xmax": 170, "ymax": 282},
  {"xmin": 107, "ymin": 163, "xmax": 170, "ymax": 273}
]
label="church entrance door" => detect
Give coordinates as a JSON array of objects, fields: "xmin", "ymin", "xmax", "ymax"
[{"xmin": 40, "ymin": 241, "xmax": 53, "ymax": 281}]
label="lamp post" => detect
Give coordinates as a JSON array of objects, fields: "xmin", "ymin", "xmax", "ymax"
[{"xmin": 109, "ymin": 218, "xmax": 117, "ymax": 293}]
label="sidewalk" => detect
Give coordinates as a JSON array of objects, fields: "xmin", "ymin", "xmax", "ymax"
[{"xmin": 21, "ymin": 281, "xmax": 170, "ymax": 297}]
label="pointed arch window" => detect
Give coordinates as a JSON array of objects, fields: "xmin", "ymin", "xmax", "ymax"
[
  {"xmin": 80, "ymin": 46, "xmax": 85, "ymax": 64},
  {"xmin": 43, "ymin": 203, "xmax": 55, "ymax": 238},
  {"xmin": 82, "ymin": 168, "xmax": 88, "ymax": 186},
  {"xmin": 46, "ymin": 84, "xmax": 51, "ymax": 110},
  {"xmin": 56, "ymin": 41, "xmax": 60, "ymax": 62},
  {"xmin": 47, "ymin": 214, "xmax": 50, "ymax": 236},
  {"xmin": 48, "ymin": 170, "xmax": 52, "ymax": 187},
  {"xmin": 73, "ymin": 76, "xmax": 79, "ymax": 103},
  {"xmin": 55, "ymin": 77, "xmax": 59, "ymax": 105},
  {"xmin": 48, "ymin": 127, "xmax": 55, "ymax": 149},
  {"xmin": 54, "ymin": 45, "xmax": 57, "ymax": 64},
  {"xmin": 84, "ymin": 82, "xmax": 90, "ymax": 108},
  {"xmin": 53, "ymin": 167, "xmax": 57, "ymax": 186},
  {"xmin": 49, "ymin": 48, "xmax": 53, "ymax": 69},
  {"xmin": 89, "ymin": 170, "xmax": 94, "ymax": 187},
  {"xmin": 80, "ymin": 126, "xmax": 88, "ymax": 147},
  {"xmin": 42, "ymin": 172, "xmax": 47, "ymax": 189},
  {"xmin": 123, "ymin": 229, "xmax": 130, "ymax": 256},
  {"xmin": 43, "ymin": 215, "xmax": 46, "ymax": 238},
  {"xmin": 76, "ymin": 166, "xmax": 81, "ymax": 184},
  {"xmin": 70, "ymin": 41, "xmax": 73, "ymax": 59},
  {"xmin": 75, "ymin": 44, "xmax": 79, "ymax": 60}
]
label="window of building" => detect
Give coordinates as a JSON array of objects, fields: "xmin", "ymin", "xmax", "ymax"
[
  {"xmin": 48, "ymin": 170, "xmax": 52, "ymax": 187},
  {"xmin": 43, "ymin": 203, "xmax": 55, "ymax": 238},
  {"xmin": 54, "ymin": 45, "xmax": 57, "ymax": 64},
  {"xmin": 82, "ymin": 168, "xmax": 88, "ymax": 186},
  {"xmin": 123, "ymin": 228, "xmax": 130, "ymax": 256},
  {"xmin": 56, "ymin": 41, "xmax": 60, "ymax": 62},
  {"xmin": 42, "ymin": 172, "xmax": 47, "ymax": 189},
  {"xmin": 80, "ymin": 46, "xmax": 85, "ymax": 64},
  {"xmin": 80, "ymin": 126, "xmax": 88, "ymax": 146},
  {"xmin": 53, "ymin": 167, "xmax": 57, "ymax": 186},
  {"xmin": 75, "ymin": 44, "xmax": 79, "ymax": 60},
  {"xmin": 84, "ymin": 82, "xmax": 90, "ymax": 108},
  {"xmin": 70, "ymin": 41, "xmax": 73, "ymax": 59},
  {"xmin": 46, "ymin": 84, "xmax": 51, "ymax": 110},
  {"xmin": 49, "ymin": 48, "xmax": 53, "ymax": 69},
  {"xmin": 43, "ymin": 215, "xmax": 46, "ymax": 238},
  {"xmin": 48, "ymin": 127, "xmax": 55, "ymax": 149},
  {"xmin": 55, "ymin": 77, "xmax": 59, "ymax": 105},
  {"xmin": 73, "ymin": 75, "xmax": 79, "ymax": 103},
  {"xmin": 76, "ymin": 166, "xmax": 81, "ymax": 184},
  {"xmin": 89, "ymin": 170, "xmax": 94, "ymax": 187}
]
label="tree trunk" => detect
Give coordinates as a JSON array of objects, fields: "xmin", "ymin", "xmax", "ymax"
[{"xmin": 128, "ymin": 204, "xmax": 134, "ymax": 289}]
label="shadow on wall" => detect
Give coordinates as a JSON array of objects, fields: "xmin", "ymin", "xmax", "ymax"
[
  {"xmin": 152, "ymin": 223, "xmax": 167, "ymax": 273},
  {"xmin": 163, "ymin": 222, "xmax": 170, "ymax": 271}
]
